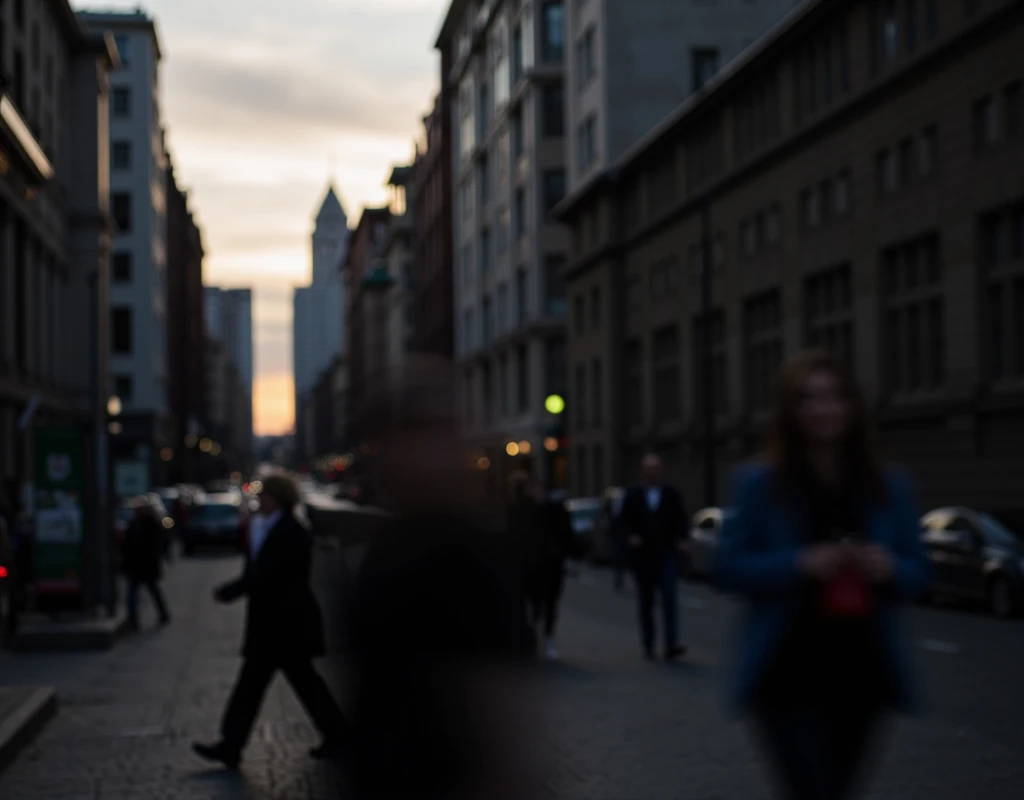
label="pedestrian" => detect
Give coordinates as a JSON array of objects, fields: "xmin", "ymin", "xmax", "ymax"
[
  {"xmin": 620, "ymin": 453, "xmax": 689, "ymax": 661},
  {"xmin": 192, "ymin": 473, "xmax": 348, "ymax": 770},
  {"xmin": 508, "ymin": 475, "xmax": 574, "ymax": 662},
  {"xmin": 714, "ymin": 350, "xmax": 930, "ymax": 800},
  {"xmin": 121, "ymin": 499, "xmax": 171, "ymax": 630}
]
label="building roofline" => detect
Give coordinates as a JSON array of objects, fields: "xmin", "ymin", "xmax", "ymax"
[
  {"xmin": 434, "ymin": 0, "xmax": 468, "ymax": 50},
  {"xmin": 554, "ymin": 0, "xmax": 824, "ymax": 220},
  {"xmin": 77, "ymin": 10, "xmax": 164, "ymax": 61}
]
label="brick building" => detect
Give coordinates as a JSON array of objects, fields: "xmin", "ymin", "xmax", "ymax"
[{"xmin": 557, "ymin": 0, "xmax": 1024, "ymax": 522}]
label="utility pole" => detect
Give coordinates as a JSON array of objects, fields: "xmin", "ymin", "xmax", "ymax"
[{"xmin": 700, "ymin": 198, "xmax": 717, "ymax": 509}]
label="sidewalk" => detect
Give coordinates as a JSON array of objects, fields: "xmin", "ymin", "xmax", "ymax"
[{"xmin": 0, "ymin": 685, "xmax": 56, "ymax": 773}]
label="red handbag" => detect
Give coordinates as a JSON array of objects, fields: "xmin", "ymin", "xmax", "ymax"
[{"xmin": 820, "ymin": 565, "xmax": 874, "ymax": 618}]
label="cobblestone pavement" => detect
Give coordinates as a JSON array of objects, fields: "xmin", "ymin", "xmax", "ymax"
[{"xmin": 2, "ymin": 548, "xmax": 1024, "ymax": 799}]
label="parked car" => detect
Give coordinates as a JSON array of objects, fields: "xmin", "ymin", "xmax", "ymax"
[
  {"xmin": 590, "ymin": 487, "xmax": 626, "ymax": 564},
  {"xmin": 181, "ymin": 493, "xmax": 249, "ymax": 555},
  {"xmin": 565, "ymin": 497, "xmax": 602, "ymax": 560},
  {"xmin": 920, "ymin": 507, "xmax": 1024, "ymax": 618},
  {"xmin": 686, "ymin": 507, "xmax": 734, "ymax": 581}
]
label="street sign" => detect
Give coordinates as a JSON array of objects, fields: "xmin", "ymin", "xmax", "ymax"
[{"xmin": 114, "ymin": 460, "xmax": 149, "ymax": 498}]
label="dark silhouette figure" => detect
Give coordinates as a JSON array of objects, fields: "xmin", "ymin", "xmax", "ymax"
[
  {"xmin": 192, "ymin": 474, "xmax": 348, "ymax": 770},
  {"xmin": 715, "ymin": 350, "xmax": 930, "ymax": 800},
  {"xmin": 620, "ymin": 454, "xmax": 689, "ymax": 660},
  {"xmin": 121, "ymin": 501, "xmax": 170, "ymax": 629}
]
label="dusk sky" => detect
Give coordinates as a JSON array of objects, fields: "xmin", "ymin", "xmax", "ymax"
[{"xmin": 77, "ymin": 0, "xmax": 446, "ymax": 435}]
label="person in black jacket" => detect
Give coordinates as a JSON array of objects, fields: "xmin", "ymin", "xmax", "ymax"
[
  {"xmin": 121, "ymin": 500, "xmax": 170, "ymax": 630},
  {"xmin": 620, "ymin": 453, "xmax": 690, "ymax": 661},
  {"xmin": 192, "ymin": 474, "xmax": 348, "ymax": 770}
]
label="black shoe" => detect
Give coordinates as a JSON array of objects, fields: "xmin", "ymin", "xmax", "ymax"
[
  {"xmin": 665, "ymin": 645, "xmax": 687, "ymax": 661},
  {"xmin": 310, "ymin": 738, "xmax": 347, "ymax": 761},
  {"xmin": 192, "ymin": 741, "xmax": 241, "ymax": 770}
]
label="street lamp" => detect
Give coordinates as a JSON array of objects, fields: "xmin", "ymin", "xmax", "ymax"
[
  {"xmin": 106, "ymin": 395, "xmax": 122, "ymax": 417},
  {"xmin": 199, "ymin": 437, "xmax": 213, "ymax": 453},
  {"xmin": 505, "ymin": 442, "xmax": 520, "ymax": 457}
]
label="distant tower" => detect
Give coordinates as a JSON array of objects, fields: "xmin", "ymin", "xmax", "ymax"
[{"xmin": 313, "ymin": 186, "xmax": 349, "ymax": 285}]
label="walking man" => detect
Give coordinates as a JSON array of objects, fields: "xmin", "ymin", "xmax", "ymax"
[
  {"xmin": 122, "ymin": 500, "xmax": 171, "ymax": 630},
  {"xmin": 192, "ymin": 474, "xmax": 348, "ymax": 769},
  {"xmin": 620, "ymin": 453, "xmax": 689, "ymax": 661}
]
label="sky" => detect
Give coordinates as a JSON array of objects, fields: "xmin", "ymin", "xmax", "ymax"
[{"xmin": 76, "ymin": 0, "xmax": 447, "ymax": 435}]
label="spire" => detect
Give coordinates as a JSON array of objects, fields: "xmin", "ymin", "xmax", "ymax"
[{"xmin": 316, "ymin": 184, "xmax": 347, "ymax": 224}]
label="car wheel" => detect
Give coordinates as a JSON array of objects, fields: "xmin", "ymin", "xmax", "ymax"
[{"xmin": 988, "ymin": 575, "xmax": 1015, "ymax": 619}]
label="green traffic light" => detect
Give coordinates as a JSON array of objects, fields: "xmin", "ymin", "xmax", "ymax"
[{"xmin": 545, "ymin": 394, "xmax": 565, "ymax": 415}]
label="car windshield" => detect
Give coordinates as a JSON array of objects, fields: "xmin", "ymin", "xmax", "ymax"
[
  {"xmin": 978, "ymin": 514, "xmax": 1020, "ymax": 547},
  {"xmin": 191, "ymin": 504, "xmax": 238, "ymax": 520}
]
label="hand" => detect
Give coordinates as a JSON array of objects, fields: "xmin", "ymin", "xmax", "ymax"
[
  {"xmin": 628, "ymin": 535, "xmax": 643, "ymax": 550},
  {"xmin": 798, "ymin": 544, "xmax": 847, "ymax": 581},
  {"xmin": 852, "ymin": 544, "xmax": 895, "ymax": 583}
]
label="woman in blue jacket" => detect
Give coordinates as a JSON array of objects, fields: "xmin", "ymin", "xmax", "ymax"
[{"xmin": 715, "ymin": 350, "xmax": 929, "ymax": 800}]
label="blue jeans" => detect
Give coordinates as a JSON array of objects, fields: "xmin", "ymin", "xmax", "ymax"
[{"xmin": 636, "ymin": 549, "xmax": 679, "ymax": 655}]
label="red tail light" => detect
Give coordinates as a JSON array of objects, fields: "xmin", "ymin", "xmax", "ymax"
[{"xmin": 0, "ymin": 566, "xmax": 8, "ymax": 579}]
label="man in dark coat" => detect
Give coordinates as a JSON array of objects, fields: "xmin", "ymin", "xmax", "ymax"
[
  {"xmin": 122, "ymin": 500, "xmax": 170, "ymax": 630},
  {"xmin": 192, "ymin": 474, "xmax": 348, "ymax": 769},
  {"xmin": 620, "ymin": 453, "xmax": 690, "ymax": 661}
]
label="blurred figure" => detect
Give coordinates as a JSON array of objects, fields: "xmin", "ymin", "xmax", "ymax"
[
  {"xmin": 508, "ymin": 474, "xmax": 574, "ymax": 661},
  {"xmin": 121, "ymin": 499, "xmax": 170, "ymax": 630},
  {"xmin": 603, "ymin": 487, "xmax": 628, "ymax": 592},
  {"xmin": 192, "ymin": 474, "xmax": 348, "ymax": 770},
  {"xmin": 345, "ymin": 357, "xmax": 542, "ymax": 800},
  {"xmin": 715, "ymin": 350, "xmax": 930, "ymax": 800},
  {"xmin": 620, "ymin": 454, "xmax": 689, "ymax": 661}
]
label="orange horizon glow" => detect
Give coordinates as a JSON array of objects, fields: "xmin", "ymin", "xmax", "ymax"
[{"xmin": 253, "ymin": 372, "xmax": 295, "ymax": 436}]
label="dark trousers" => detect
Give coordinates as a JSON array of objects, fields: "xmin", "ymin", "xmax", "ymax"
[
  {"xmin": 635, "ymin": 550, "xmax": 679, "ymax": 655},
  {"xmin": 126, "ymin": 579, "xmax": 169, "ymax": 625},
  {"xmin": 221, "ymin": 657, "xmax": 348, "ymax": 753},
  {"xmin": 529, "ymin": 566, "xmax": 565, "ymax": 638},
  {"xmin": 754, "ymin": 705, "xmax": 881, "ymax": 800}
]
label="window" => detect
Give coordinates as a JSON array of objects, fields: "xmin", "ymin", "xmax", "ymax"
[
  {"xmin": 498, "ymin": 355, "xmax": 509, "ymax": 416},
  {"xmin": 801, "ymin": 188, "xmax": 821, "ymax": 229},
  {"xmin": 652, "ymin": 326, "xmax": 681, "ymax": 423},
  {"xmin": 575, "ymin": 362, "xmax": 587, "ymax": 430},
  {"xmin": 112, "ymin": 141, "xmax": 131, "ymax": 171},
  {"xmin": 822, "ymin": 35, "xmax": 834, "ymax": 106},
  {"xmin": 511, "ymin": 24, "xmax": 523, "ymax": 84},
  {"xmin": 461, "ymin": 243, "xmax": 473, "ymax": 287},
  {"xmin": 543, "ymin": 169, "xmax": 566, "ymax": 213},
  {"xmin": 542, "ymin": 83, "xmax": 565, "ymax": 137},
  {"xmin": 112, "ymin": 307, "xmax": 133, "ymax": 354},
  {"xmin": 511, "ymin": 111, "xmax": 524, "ymax": 159},
  {"xmin": 463, "ymin": 309, "xmax": 474, "ymax": 353},
  {"xmin": 1006, "ymin": 82, "xmax": 1022, "ymax": 139},
  {"xmin": 514, "ymin": 188, "xmax": 526, "ymax": 237},
  {"xmin": 624, "ymin": 340, "xmax": 644, "ymax": 427},
  {"xmin": 926, "ymin": 0, "xmax": 939, "ymax": 39},
  {"xmin": 883, "ymin": 0, "xmax": 900, "ymax": 64},
  {"xmin": 592, "ymin": 445, "xmax": 605, "ymax": 494},
  {"xmin": 766, "ymin": 205, "xmax": 782, "ymax": 246},
  {"xmin": 482, "ymin": 295, "xmax": 493, "ymax": 346},
  {"xmin": 545, "ymin": 338, "xmax": 567, "ymax": 399},
  {"xmin": 497, "ymin": 282, "xmax": 509, "ymax": 336},
  {"xmin": 692, "ymin": 48, "xmax": 719, "ymax": 93},
  {"xmin": 876, "ymin": 149, "xmax": 896, "ymax": 194},
  {"xmin": 881, "ymin": 234, "xmax": 945, "ymax": 393},
  {"xmin": 464, "ymin": 369, "xmax": 475, "ymax": 426},
  {"xmin": 839, "ymin": 22, "xmax": 852, "ymax": 93},
  {"xmin": 496, "ymin": 130, "xmax": 510, "ymax": 186},
  {"xmin": 805, "ymin": 263, "xmax": 854, "ymax": 366},
  {"xmin": 516, "ymin": 268, "xmax": 528, "ymax": 325},
  {"xmin": 516, "ymin": 344, "xmax": 530, "ymax": 412},
  {"xmin": 496, "ymin": 206, "xmax": 510, "ymax": 254},
  {"xmin": 576, "ymin": 25, "xmax": 596, "ymax": 89},
  {"xmin": 577, "ymin": 115, "xmax": 597, "ymax": 173},
  {"xmin": 693, "ymin": 309, "xmax": 728, "ymax": 418},
  {"xmin": 919, "ymin": 126, "xmax": 937, "ymax": 176},
  {"xmin": 591, "ymin": 358, "xmax": 603, "ymax": 426},
  {"xmin": 590, "ymin": 286, "xmax": 601, "ymax": 330},
  {"xmin": 744, "ymin": 290, "xmax": 783, "ymax": 412},
  {"xmin": 574, "ymin": 294, "xmax": 585, "ymax": 335},
  {"xmin": 478, "ymin": 155, "xmax": 490, "ymax": 205},
  {"xmin": 460, "ymin": 180, "xmax": 473, "ymax": 221},
  {"xmin": 834, "ymin": 170, "xmax": 851, "ymax": 216},
  {"xmin": 905, "ymin": 0, "xmax": 919, "ymax": 53},
  {"xmin": 627, "ymin": 275, "xmax": 643, "ymax": 311},
  {"xmin": 114, "ymin": 34, "xmax": 131, "ymax": 66},
  {"xmin": 112, "ymin": 252, "xmax": 132, "ymax": 283},
  {"xmin": 544, "ymin": 255, "xmax": 567, "ymax": 317},
  {"xmin": 897, "ymin": 137, "xmax": 913, "ymax": 186},
  {"xmin": 112, "ymin": 193, "xmax": 132, "ymax": 232},
  {"xmin": 980, "ymin": 202, "xmax": 1024, "ymax": 381},
  {"xmin": 576, "ymin": 447, "xmax": 588, "ymax": 497},
  {"xmin": 113, "ymin": 375, "xmax": 133, "ymax": 404},
  {"xmin": 973, "ymin": 95, "xmax": 998, "ymax": 153},
  {"xmin": 542, "ymin": 2, "xmax": 565, "ymax": 62},
  {"xmin": 477, "ymin": 83, "xmax": 490, "ymax": 141},
  {"xmin": 112, "ymin": 87, "xmax": 131, "ymax": 118},
  {"xmin": 479, "ymin": 227, "xmax": 491, "ymax": 275}
]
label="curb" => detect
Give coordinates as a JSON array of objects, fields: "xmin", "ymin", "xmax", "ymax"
[
  {"xmin": 0, "ymin": 687, "xmax": 57, "ymax": 774},
  {"xmin": 12, "ymin": 613, "xmax": 128, "ymax": 652}
]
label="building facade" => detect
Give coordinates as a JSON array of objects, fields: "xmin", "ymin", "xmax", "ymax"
[
  {"xmin": 165, "ymin": 159, "xmax": 205, "ymax": 482},
  {"xmin": 0, "ymin": 0, "xmax": 118, "ymax": 609},
  {"xmin": 384, "ymin": 165, "xmax": 415, "ymax": 376},
  {"xmin": 563, "ymin": 0, "xmax": 797, "ymax": 196},
  {"xmin": 292, "ymin": 185, "xmax": 348, "ymax": 466},
  {"xmin": 204, "ymin": 285, "xmax": 253, "ymax": 470},
  {"xmin": 411, "ymin": 93, "xmax": 455, "ymax": 357},
  {"xmin": 558, "ymin": 0, "xmax": 1024, "ymax": 522},
  {"xmin": 436, "ymin": 0, "xmax": 572, "ymax": 495}
]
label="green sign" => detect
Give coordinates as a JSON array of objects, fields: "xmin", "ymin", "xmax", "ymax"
[{"xmin": 33, "ymin": 426, "xmax": 85, "ymax": 597}]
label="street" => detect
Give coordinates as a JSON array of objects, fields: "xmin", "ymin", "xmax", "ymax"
[{"xmin": 2, "ymin": 545, "xmax": 1024, "ymax": 799}]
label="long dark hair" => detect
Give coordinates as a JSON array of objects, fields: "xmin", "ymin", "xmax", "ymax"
[{"xmin": 765, "ymin": 349, "xmax": 885, "ymax": 501}]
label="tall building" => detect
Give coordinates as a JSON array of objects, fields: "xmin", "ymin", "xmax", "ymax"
[
  {"xmin": 411, "ymin": 94, "xmax": 455, "ymax": 357},
  {"xmin": 557, "ymin": 0, "xmax": 1024, "ymax": 521},
  {"xmin": 384, "ymin": 165, "xmax": 415, "ymax": 376},
  {"xmin": 435, "ymin": 0, "xmax": 571, "ymax": 495},
  {"xmin": 166, "ymin": 159, "xmax": 206, "ymax": 482},
  {"xmin": 292, "ymin": 185, "xmax": 348, "ymax": 464},
  {"xmin": 0, "ymin": 0, "xmax": 118, "ymax": 607},
  {"xmin": 204, "ymin": 286, "xmax": 254, "ymax": 467},
  {"xmin": 563, "ymin": 0, "xmax": 796, "ymax": 195},
  {"xmin": 81, "ymin": 10, "xmax": 170, "ymax": 488}
]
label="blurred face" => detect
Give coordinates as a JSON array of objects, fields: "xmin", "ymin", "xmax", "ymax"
[
  {"xmin": 796, "ymin": 369, "xmax": 852, "ymax": 446},
  {"xmin": 259, "ymin": 492, "xmax": 280, "ymax": 515},
  {"xmin": 642, "ymin": 455, "xmax": 663, "ymax": 486}
]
